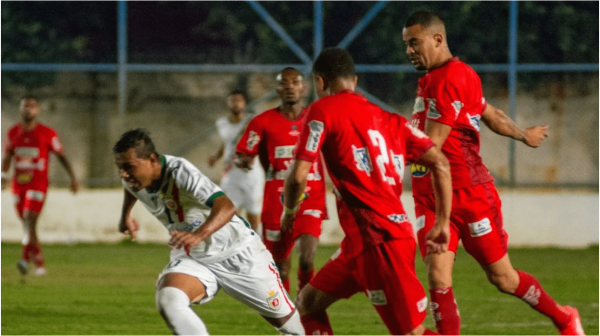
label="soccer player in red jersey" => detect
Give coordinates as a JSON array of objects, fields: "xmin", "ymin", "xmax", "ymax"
[
  {"xmin": 1, "ymin": 95, "xmax": 79, "ymax": 276},
  {"xmin": 283, "ymin": 47, "xmax": 453, "ymax": 335},
  {"xmin": 403, "ymin": 10, "xmax": 584, "ymax": 335},
  {"xmin": 235, "ymin": 67, "xmax": 328, "ymax": 296}
]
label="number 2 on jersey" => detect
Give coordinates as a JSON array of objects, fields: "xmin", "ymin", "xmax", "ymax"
[{"xmin": 367, "ymin": 129, "xmax": 405, "ymax": 185}]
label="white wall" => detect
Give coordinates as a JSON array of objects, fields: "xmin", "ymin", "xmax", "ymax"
[{"xmin": 1, "ymin": 189, "xmax": 598, "ymax": 247}]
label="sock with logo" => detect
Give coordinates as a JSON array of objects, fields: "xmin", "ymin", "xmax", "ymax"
[
  {"xmin": 429, "ymin": 287, "xmax": 460, "ymax": 334},
  {"xmin": 297, "ymin": 267, "xmax": 314, "ymax": 294},
  {"xmin": 512, "ymin": 270, "xmax": 570, "ymax": 329},
  {"xmin": 282, "ymin": 278, "xmax": 291, "ymax": 294},
  {"xmin": 300, "ymin": 312, "xmax": 333, "ymax": 335}
]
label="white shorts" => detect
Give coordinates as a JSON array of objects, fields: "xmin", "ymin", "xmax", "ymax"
[
  {"xmin": 221, "ymin": 166, "xmax": 264, "ymax": 215},
  {"xmin": 157, "ymin": 235, "xmax": 293, "ymax": 318}
]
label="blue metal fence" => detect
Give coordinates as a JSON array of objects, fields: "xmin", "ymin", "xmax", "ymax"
[{"xmin": 2, "ymin": 1, "xmax": 598, "ymax": 187}]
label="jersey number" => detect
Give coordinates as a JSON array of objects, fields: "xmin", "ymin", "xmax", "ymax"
[{"xmin": 367, "ymin": 130, "xmax": 404, "ymax": 185}]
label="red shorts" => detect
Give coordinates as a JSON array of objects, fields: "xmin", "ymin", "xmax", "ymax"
[
  {"xmin": 414, "ymin": 182, "xmax": 508, "ymax": 265},
  {"xmin": 310, "ymin": 239, "xmax": 428, "ymax": 335},
  {"xmin": 12, "ymin": 187, "xmax": 47, "ymax": 218},
  {"xmin": 262, "ymin": 212, "xmax": 322, "ymax": 262}
]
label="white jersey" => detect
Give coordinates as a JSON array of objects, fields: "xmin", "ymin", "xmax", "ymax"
[
  {"xmin": 215, "ymin": 115, "xmax": 251, "ymax": 167},
  {"xmin": 123, "ymin": 155, "xmax": 255, "ymax": 262}
]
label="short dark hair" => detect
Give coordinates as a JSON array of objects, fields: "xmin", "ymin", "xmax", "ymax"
[
  {"xmin": 405, "ymin": 10, "xmax": 445, "ymax": 28},
  {"xmin": 20, "ymin": 95, "xmax": 39, "ymax": 103},
  {"xmin": 113, "ymin": 128, "xmax": 158, "ymax": 159},
  {"xmin": 228, "ymin": 89, "xmax": 248, "ymax": 102},
  {"xmin": 312, "ymin": 47, "xmax": 355, "ymax": 82}
]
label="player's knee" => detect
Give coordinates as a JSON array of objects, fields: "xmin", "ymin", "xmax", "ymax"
[
  {"xmin": 276, "ymin": 310, "xmax": 305, "ymax": 335},
  {"xmin": 486, "ymin": 272, "xmax": 515, "ymax": 294},
  {"xmin": 155, "ymin": 287, "xmax": 190, "ymax": 315}
]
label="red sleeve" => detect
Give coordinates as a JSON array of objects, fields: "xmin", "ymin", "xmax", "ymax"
[
  {"xmin": 48, "ymin": 128, "xmax": 63, "ymax": 154},
  {"xmin": 403, "ymin": 121, "xmax": 435, "ymax": 163},
  {"xmin": 235, "ymin": 116, "xmax": 262, "ymax": 158},
  {"xmin": 294, "ymin": 104, "xmax": 327, "ymax": 163}
]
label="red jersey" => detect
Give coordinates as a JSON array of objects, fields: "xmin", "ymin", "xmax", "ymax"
[
  {"xmin": 410, "ymin": 57, "xmax": 494, "ymax": 195},
  {"xmin": 236, "ymin": 108, "xmax": 327, "ymax": 224},
  {"xmin": 3, "ymin": 123, "xmax": 63, "ymax": 190},
  {"xmin": 295, "ymin": 91, "xmax": 434, "ymax": 257}
]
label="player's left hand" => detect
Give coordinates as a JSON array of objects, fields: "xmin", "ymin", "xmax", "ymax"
[
  {"xmin": 523, "ymin": 125, "xmax": 549, "ymax": 148},
  {"xmin": 280, "ymin": 213, "xmax": 295, "ymax": 233},
  {"xmin": 425, "ymin": 224, "xmax": 450, "ymax": 254},
  {"xmin": 169, "ymin": 231, "xmax": 204, "ymax": 250}
]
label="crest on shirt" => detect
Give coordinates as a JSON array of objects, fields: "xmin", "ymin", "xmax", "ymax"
[
  {"xmin": 246, "ymin": 130, "xmax": 260, "ymax": 150},
  {"xmin": 266, "ymin": 290, "xmax": 282, "ymax": 310},
  {"xmin": 165, "ymin": 199, "xmax": 178, "ymax": 210},
  {"xmin": 426, "ymin": 98, "xmax": 441, "ymax": 119},
  {"xmin": 306, "ymin": 120, "xmax": 324, "ymax": 152},
  {"xmin": 352, "ymin": 145, "xmax": 373, "ymax": 176},
  {"xmin": 289, "ymin": 125, "xmax": 300, "ymax": 137}
]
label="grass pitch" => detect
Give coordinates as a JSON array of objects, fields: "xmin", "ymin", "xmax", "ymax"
[{"xmin": 1, "ymin": 242, "xmax": 598, "ymax": 335}]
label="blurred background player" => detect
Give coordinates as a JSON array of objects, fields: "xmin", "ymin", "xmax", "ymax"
[
  {"xmin": 114, "ymin": 129, "xmax": 303, "ymax": 335},
  {"xmin": 208, "ymin": 90, "xmax": 265, "ymax": 232},
  {"xmin": 403, "ymin": 10, "xmax": 584, "ymax": 335},
  {"xmin": 235, "ymin": 67, "xmax": 328, "ymax": 296},
  {"xmin": 1, "ymin": 95, "xmax": 79, "ymax": 276},
  {"xmin": 283, "ymin": 47, "xmax": 453, "ymax": 335}
]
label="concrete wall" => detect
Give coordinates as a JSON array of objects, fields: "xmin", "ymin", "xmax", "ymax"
[{"xmin": 2, "ymin": 189, "xmax": 597, "ymax": 247}]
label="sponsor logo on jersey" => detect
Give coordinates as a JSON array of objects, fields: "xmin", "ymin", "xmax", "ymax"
[
  {"xmin": 417, "ymin": 296, "xmax": 428, "ymax": 312},
  {"xmin": 412, "ymin": 96, "xmax": 425, "ymax": 114},
  {"xmin": 411, "ymin": 164, "xmax": 429, "ymax": 177},
  {"xmin": 468, "ymin": 217, "xmax": 492, "ymax": 237},
  {"xmin": 15, "ymin": 147, "xmax": 40, "ymax": 158},
  {"xmin": 16, "ymin": 173, "xmax": 33, "ymax": 184},
  {"xmin": 51, "ymin": 136, "xmax": 62, "ymax": 152},
  {"xmin": 25, "ymin": 190, "xmax": 45, "ymax": 202},
  {"xmin": 165, "ymin": 199, "xmax": 178, "ymax": 210},
  {"xmin": 388, "ymin": 214, "xmax": 408, "ymax": 223},
  {"xmin": 246, "ymin": 130, "xmax": 260, "ymax": 150},
  {"xmin": 427, "ymin": 98, "xmax": 441, "ymax": 119},
  {"xmin": 415, "ymin": 215, "xmax": 425, "ymax": 232},
  {"xmin": 303, "ymin": 209, "xmax": 322, "ymax": 218},
  {"xmin": 367, "ymin": 290, "xmax": 388, "ymax": 306},
  {"xmin": 274, "ymin": 146, "xmax": 295, "ymax": 159},
  {"xmin": 352, "ymin": 145, "xmax": 373, "ymax": 176},
  {"xmin": 452, "ymin": 101, "xmax": 464, "ymax": 118},
  {"xmin": 467, "ymin": 113, "xmax": 481, "ymax": 132},
  {"xmin": 406, "ymin": 122, "xmax": 428, "ymax": 139},
  {"xmin": 266, "ymin": 290, "xmax": 282, "ymax": 310},
  {"xmin": 176, "ymin": 220, "xmax": 202, "ymax": 233},
  {"xmin": 306, "ymin": 120, "xmax": 324, "ymax": 152},
  {"xmin": 521, "ymin": 285, "xmax": 541, "ymax": 306}
]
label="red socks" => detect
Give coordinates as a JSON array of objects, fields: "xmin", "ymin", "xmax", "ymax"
[
  {"xmin": 21, "ymin": 243, "xmax": 45, "ymax": 267},
  {"xmin": 301, "ymin": 312, "xmax": 333, "ymax": 335},
  {"xmin": 297, "ymin": 267, "xmax": 314, "ymax": 294},
  {"xmin": 429, "ymin": 287, "xmax": 461, "ymax": 335},
  {"xmin": 513, "ymin": 270, "xmax": 570, "ymax": 329}
]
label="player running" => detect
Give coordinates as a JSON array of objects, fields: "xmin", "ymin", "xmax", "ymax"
[
  {"xmin": 235, "ymin": 67, "xmax": 328, "ymax": 296},
  {"xmin": 283, "ymin": 47, "xmax": 452, "ymax": 335},
  {"xmin": 1, "ymin": 95, "xmax": 79, "ymax": 276},
  {"xmin": 208, "ymin": 90, "xmax": 265, "ymax": 232},
  {"xmin": 403, "ymin": 10, "xmax": 585, "ymax": 335},
  {"xmin": 114, "ymin": 129, "xmax": 303, "ymax": 335}
]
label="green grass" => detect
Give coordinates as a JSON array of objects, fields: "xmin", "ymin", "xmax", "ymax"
[{"xmin": 2, "ymin": 242, "xmax": 598, "ymax": 335}]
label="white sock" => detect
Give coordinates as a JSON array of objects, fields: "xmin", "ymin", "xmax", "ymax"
[
  {"xmin": 155, "ymin": 287, "xmax": 209, "ymax": 335},
  {"xmin": 276, "ymin": 310, "xmax": 305, "ymax": 335}
]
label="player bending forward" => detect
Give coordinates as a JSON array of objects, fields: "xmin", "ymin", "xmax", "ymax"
[
  {"xmin": 114, "ymin": 129, "xmax": 303, "ymax": 335},
  {"xmin": 283, "ymin": 47, "xmax": 452, "ymax": 335}
]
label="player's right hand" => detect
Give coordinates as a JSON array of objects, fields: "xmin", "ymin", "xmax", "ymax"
[
  {"xmin": 425, "ymin": 224, "xmax": 450, "ymax": 254},
  {"xmin": 523, "ymin": 125, "xmax": 549, "ymax": 148},
  {"xmin": 119, "ymin": 217, "xmax": 140, "ymax": 241}
]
